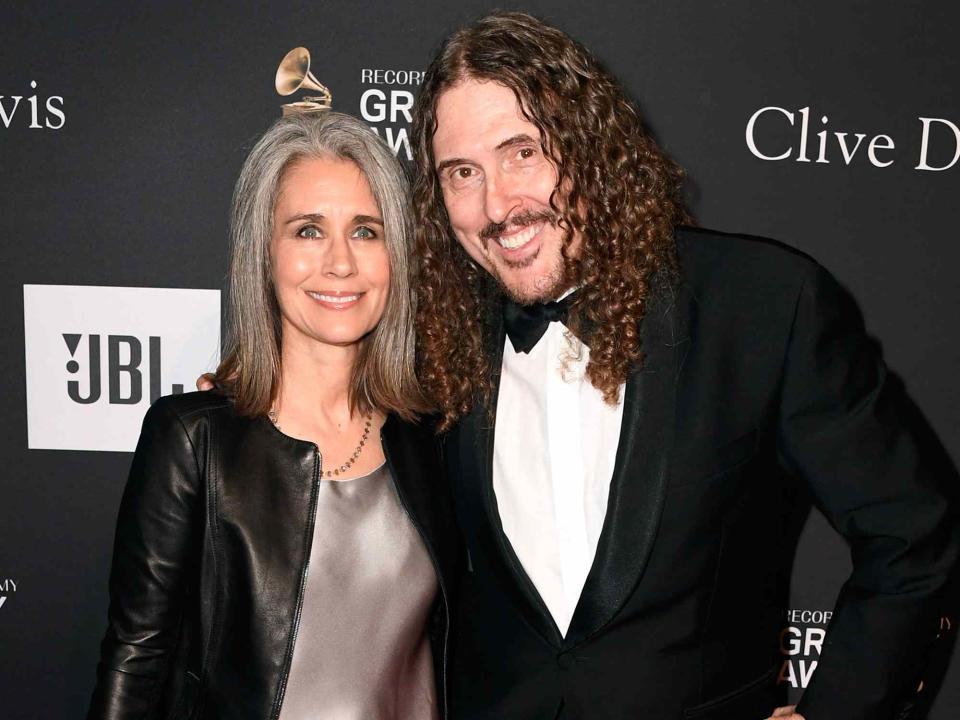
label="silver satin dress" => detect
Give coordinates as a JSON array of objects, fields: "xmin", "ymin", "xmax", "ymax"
[{"xmin": 278, "ymin": 463, "xmax": 439, "ymax": 720}]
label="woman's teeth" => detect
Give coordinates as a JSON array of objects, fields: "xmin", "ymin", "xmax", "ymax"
[
  {"xmin": 497, "ymin": 223, "xmax": 543, "ymax": 250},
  {"xmin": 308, "ymin": 292, "xmax": 359, "ymax": 304}
]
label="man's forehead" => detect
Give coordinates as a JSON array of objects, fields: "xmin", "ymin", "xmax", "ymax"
[{"xmin": 433, "ymin": 80, "xmax": 540, "ymax": 159}]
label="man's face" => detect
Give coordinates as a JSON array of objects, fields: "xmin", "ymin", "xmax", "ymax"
[{"xmin": 432, "ymin": 79, "xmax": 573, "ymax": 304}]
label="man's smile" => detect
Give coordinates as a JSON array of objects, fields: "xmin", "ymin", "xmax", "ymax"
[{"xmin": 496, "ymin": 222, "xmax": 545, "ymax": 250}]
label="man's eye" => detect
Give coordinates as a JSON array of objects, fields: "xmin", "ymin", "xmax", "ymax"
[
  {"xmin": 444, "ymin": 165, "xmax": 482, "ymax": 191},
  {"xmin": 353, "ymin": 225, "xmax": 377, "ymax": 240},
  {"xmin": 518, "ymin": 147, "xmax": 536, "ymax": 160},
  {"xmin": 297, "ymin": 225, "xmax": 321, "ymax": 239}
]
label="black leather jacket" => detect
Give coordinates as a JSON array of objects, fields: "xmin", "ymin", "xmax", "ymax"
[{"xmin": 87, "ymin": 391, "xmax": 459, "ymax": 719}]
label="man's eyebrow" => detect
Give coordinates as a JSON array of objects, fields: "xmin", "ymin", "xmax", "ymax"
[
  {"xmin": 495, "ymin": 133, "xmax": 538, "ymax": 151},
  {"xmin": 436, "ymin": 157, "xmax": 468, "ymax": 174},
  {"xmin": 435, "ymin": 134, "xmax": 540, "ymax": 175}
]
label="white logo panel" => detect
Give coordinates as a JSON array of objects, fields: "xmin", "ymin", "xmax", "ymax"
[{"xmin": 24, "ymin": 285, "xmax": 220, "ymax": 452}]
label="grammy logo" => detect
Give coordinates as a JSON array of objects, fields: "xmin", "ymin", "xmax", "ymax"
[{"xmin": 275, "ymin": 47, "xmax": 332, "ymax": 116}]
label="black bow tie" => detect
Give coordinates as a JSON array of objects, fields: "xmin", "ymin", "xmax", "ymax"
[{"xmin": 503, "ymin": 293, "xmax": 578, "ymax": 354}]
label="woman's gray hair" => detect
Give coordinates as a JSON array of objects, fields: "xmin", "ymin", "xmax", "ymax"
[{"xmin": 215, "ymin": 111, "xmax": 426, "ymax": 419}]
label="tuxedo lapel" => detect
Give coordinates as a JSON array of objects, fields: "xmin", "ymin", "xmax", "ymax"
[
  {"xmin": 564, "ymin": 281, "xmax": 688, "ymax": 647},
  {"xmin": 452, "ymin": 304, "xmax": 564, "ymax": 647}
]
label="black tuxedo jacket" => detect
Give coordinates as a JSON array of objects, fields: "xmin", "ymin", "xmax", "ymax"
[{"xmin": 445, "ymin": 228, "xmax": 959, "ymax": 720}]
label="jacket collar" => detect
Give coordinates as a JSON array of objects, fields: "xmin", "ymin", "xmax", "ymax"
[{"xmin": 564, "ymin": 282, "xmax": 686, "ymax": 646}]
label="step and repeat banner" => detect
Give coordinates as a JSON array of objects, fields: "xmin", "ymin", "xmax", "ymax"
[{"xmin": 2, "ymin": 1, "xmax": 958, "ymax": 717}]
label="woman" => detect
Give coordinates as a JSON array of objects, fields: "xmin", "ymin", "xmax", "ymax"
[{"xmin": 87, "ymin": 112, "xmax": 458, "ymax": 719}]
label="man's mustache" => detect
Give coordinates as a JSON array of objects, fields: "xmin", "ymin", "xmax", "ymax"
[{"xmin": 478, "ymin": 210, "xmax": 557, "ymax": 242}]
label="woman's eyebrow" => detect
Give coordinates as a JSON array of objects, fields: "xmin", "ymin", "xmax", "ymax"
[{"xmin": 284, "ymin": 212, "xmax": 324, "ymax": 224}]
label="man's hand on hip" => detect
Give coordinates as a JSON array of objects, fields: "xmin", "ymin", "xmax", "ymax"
[{"xmin": 765, "ymin": 706, "xmax": 804, "ymax": 720}]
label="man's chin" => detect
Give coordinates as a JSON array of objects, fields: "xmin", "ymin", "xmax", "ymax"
[{"xmin": 496, "ymin": 269, "xmax": 567, "ymax": 305}]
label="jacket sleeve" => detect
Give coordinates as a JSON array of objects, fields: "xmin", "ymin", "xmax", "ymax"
[
  {"xmin": 776, "ymin": 261, "xmax": 960, "ymax": 720},
  {"xmin": 87, "ymin": 399, "xmax": 204, "ymax": 720}
]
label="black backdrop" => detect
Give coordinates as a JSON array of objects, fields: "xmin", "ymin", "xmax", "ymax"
[{"xmin": 2, "ymin": 1, "xmax": 959, "ymax": 717}]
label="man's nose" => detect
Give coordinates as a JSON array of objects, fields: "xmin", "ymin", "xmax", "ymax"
[{"xmin": 483, "ymin": 170, "xmax": 521, "ymax": 224}]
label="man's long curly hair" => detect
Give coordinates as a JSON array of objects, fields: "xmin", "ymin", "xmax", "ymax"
[{"xmin": 413, "ymin": 11, "xmax": 690, "ymax": 431}]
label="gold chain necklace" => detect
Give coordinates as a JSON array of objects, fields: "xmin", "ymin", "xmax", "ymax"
[{"xmin": 268, "ymin": 409, "xmax": 374, "ymax": 478}]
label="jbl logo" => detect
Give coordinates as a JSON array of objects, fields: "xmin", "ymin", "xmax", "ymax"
[
  {"xmin": 63, "ymin": 334, "xmax": 184, "ymax": 405},
  {"xmin": 24, "ymin": 284, "xmax": 220, "ymax": 452}
]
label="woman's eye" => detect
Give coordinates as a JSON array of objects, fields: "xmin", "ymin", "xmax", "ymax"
[
  {"xmin": 352, "ymin": 225, "xmax": 377, "ymax": 240},
  {"xmin": 297, "ymin": 225, "xmax": 321, "ymax": 239}
]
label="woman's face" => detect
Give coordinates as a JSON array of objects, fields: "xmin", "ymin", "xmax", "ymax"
[{"xmin": 271, "ymin": 156, "xmax": 390, "ymax": 353}]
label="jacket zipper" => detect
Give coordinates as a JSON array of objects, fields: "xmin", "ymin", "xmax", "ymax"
[
  {"xmin": 270, "ymin": 447, "xmax": 323, "ymax": 720},
  {"xmin": 382, "ymin": 436, "xmax": 451, "ymax": 720}
]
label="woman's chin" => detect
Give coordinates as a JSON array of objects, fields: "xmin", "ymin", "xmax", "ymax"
[{"xmin": 306, "ymin": 326, "xmax": 375, "ymax": 350}]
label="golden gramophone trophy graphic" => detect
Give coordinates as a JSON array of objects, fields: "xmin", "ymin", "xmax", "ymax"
[{"xmin": 276, "ymin": 47, "xmax": 332, "ymax": 115}]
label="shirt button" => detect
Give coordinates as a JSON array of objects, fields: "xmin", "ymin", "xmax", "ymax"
[{"xmin": 557, "ymin": 652, "xmax": 576, "ymax": 670}]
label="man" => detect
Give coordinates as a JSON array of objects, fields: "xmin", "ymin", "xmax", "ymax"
[{"xmin": 410, "ymin": 11, "xmax": 959, "ymax": 720}]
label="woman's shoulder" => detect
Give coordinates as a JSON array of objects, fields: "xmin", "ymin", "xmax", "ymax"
[
  {"xmin": 150, "ymin": 389, "xmax": 233, "ymax": 416},
  {"xmin": 144, "ymin": 390, "xmax": 236, "ymax": 435}
]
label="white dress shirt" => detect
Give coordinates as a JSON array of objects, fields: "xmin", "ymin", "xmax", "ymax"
[{"xmin": 492, "ymin": 320, "xmax": 625, "ymax": 636}]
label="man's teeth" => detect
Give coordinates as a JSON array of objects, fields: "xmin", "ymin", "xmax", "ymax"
[
  {"xmin": 309, "ymin": 292, "xmax": 359, "ymax": 304},
  {"xmin": 497, "ymin": 223, "xmax": 543, "ymax": 250}
]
